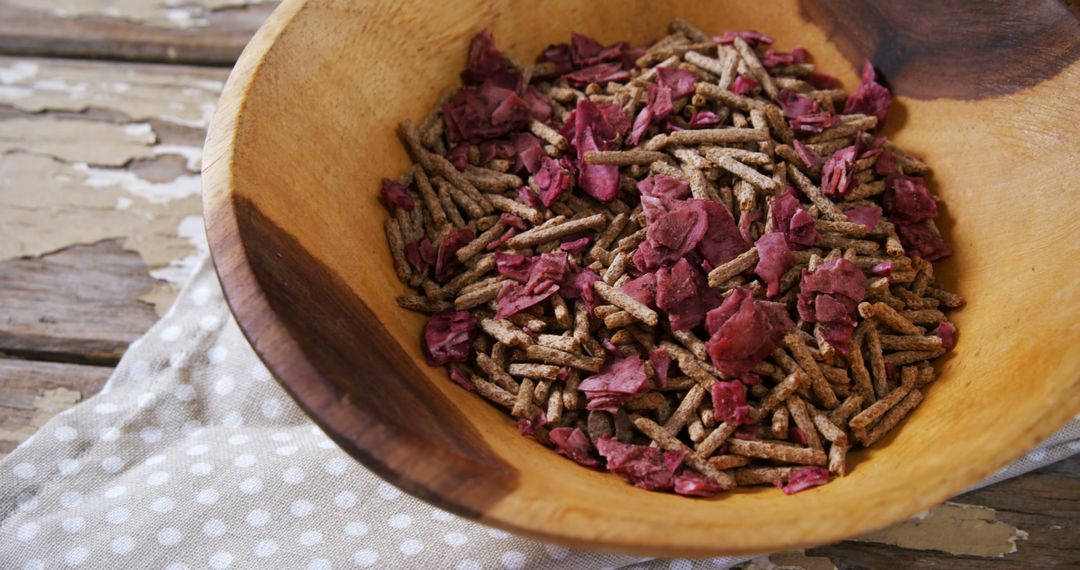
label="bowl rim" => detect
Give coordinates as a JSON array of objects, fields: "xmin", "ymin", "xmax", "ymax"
[{"xmin": 201, "ymin": 0, "xmax": 1080, "ymax": 556}]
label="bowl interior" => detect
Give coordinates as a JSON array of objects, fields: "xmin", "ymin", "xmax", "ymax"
[{"xmin": 204, "ymin": 0, "xmax": 1080, "ymax": 556}]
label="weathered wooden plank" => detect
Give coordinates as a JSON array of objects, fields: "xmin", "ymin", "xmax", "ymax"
[
  {"xmin": 0, "ymin": 357, "xmax": 112, "ymax": 456},
  {"xmin": 797, "ymin": 456, "xmax": 1080, "ymax": 568},
  {"xmin": 0, "ymin": 239, "xmax": 160, "ymax": 364},
  {"xmin": 0, "ymin": 2, "xmax": 276, "ymax": 66}
]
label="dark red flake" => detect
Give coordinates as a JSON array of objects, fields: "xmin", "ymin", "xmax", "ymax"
[
  {"xmin": 656, "ymin": 67, "xmax": 697, "ymax": 100},
  {"xmin": 560, "ymin": 236, "xmax": 591, "ymax": 254},
  {"xmin": 696, "ymin": 199, "xmax": 752, "ymax": 269},
  {"xmin": 517, "ymin": 185, "xmax": 544, "ymax": 208},
  {"xmin": 776, "ymin": 89, "xmax": 838, "ymax": 133},
  {"xmin": 761, "ymin": 46, "xmax": 809, "ymax": 67},
  {"xmin": 843, "ymin": 60, "xmax": 892, "ymax": 123},
  {"xmin": 790, "ymin": 425, "xmax": 810, "ymax": 446},
  {"xmin": 896, "ymin": 223, "xmax": 952, "ymax": 261},
  {"xmin": 596, "ymin": 436, "xmax": 686, "ymax": 491},
  {"xmin": 563, "ymin": 62, "xmax": 631, "ymax": 87},
  {"xmin": 673, "ymin": 467, "xmax": 726, "ymax": 497},
  {"xmin": 712, "ymin": 380, "xmax": 752, "ymax": 425},
  {"xmin": 844, "ymin": 205, "xmax": 882, "ymax": 231},
  {"xmin": 792, "ymin": 139, "xmax": 821, "ymax": 169},
  {"xmin": 649, "ymin": 347, "xmax": 671, "ymax": 389},
  {"xmin": 820, "ymin": 143, "xmax": 858, "ymax": 197},
  {"xmin": 778, "ymin": 466, "xmax": 831, "ymax": 494},
  {"xmin": 655, "ymin": 258, "xmax": 725, "ymax": 331},
  {"xmin": 770, "ymin": 189, "xmax": 818, "ymax": 249},
  {"xmin": 495, "ymin": 252, "xmax": 567, "ymax": 319},
  {"xmin": 549, "ymin": 427, "xmax": 602, "ymax": 467},
  {"xmin": 884, "ymin": 175, "xmax": 938, "ymax": 223},
  {"xmin": 447, "ymin": 364, "xmax": 477, "ymax": 392},
  {"xmin": 443, "ymin": 80, "xmax": 531, "ymax": 144},
  {"xmin": 423, "ymin": 310, "xmax": 477, "ymax": 365},
  {"xmin": 715, "ymin": 30, "xmax": 775, "ymax": 46},
  {"xmin": 755, "ymin": 231, "xmax": 794, "ymax": 297},
  {"xmin": 512, "ymin": 132, "xmax": 545, "ymax": 174},
  {"xmin": 405, "ymin": 238, "xmax": 435, "ymax": 272},
  {"xmin": 870, "ymin": 261, "xmax": 894, "ymax": 277},
  {"xmin": 796, "ymin": 259, "xmax": 866, "ymax": 353},
  {"xmin": 935, "ymin": 321, "xmax": 956, "ymax": 351},
  {"xmin": 380, "ymin": 179, "xmax": 415, "ymax": 211},
  {"xmin": 705, "ymin": 288, "xmax": 794, "ymax": 377},
  {"xmin": 578, "ymin": 356, "xmax": 650, "ymax": 412},
  {"xmin": 620, "ymin": 272, "xmax": 657, "ymax": 308},
  {"xmin": 688, "ymin": 111, "xmax": 722, "ymax": 128},
  {"xmin": 533, "ymin": 156, "xmax": 574, "ymax": 206},
  {"xmin": 516, "ymin": 412, "xmax": 547, "ymax": 436},
  {"xmin": 434, "ymin": 228, "xmax": 475, "ymax": 283},
  {"xmin": 803, "ymin": 71, "xmax": 839, "ymax": 89},
  {"xmin": 874, "ymin": 148, "xmax": 899, "ymax": 176},
  {"xmin": 461, "ymin": 30, "xmax": 511, "ymax": 85},
  {"xmin": 731, "ymin": 75, "xmax": 759, "ymax": 95},
  {"xmin": 446, "ymin": 144, "xmax": 470, "ymax": 171}
]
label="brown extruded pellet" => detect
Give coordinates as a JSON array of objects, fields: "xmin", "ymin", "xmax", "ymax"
[
  {"xmin": 524, "ymin": 345, "xmax": 603, "ymax": 373},
  {"xmin": 784, "ymin": 334, "xmax": 840, "ymax": 409},
  {"xmin": 883, "ymin": 349, "xmax": 947, "ymax": 366},
  {"xmin": 788, "ymin": 166, "xmax": 847, "ymax": 221},
  {"xmin": 860, "ymin": 389, "xmax": 924, "ymax": 446},
  {"xmin": 594, "ymin": 281, "xmax": 659, "ymax": 326},
  {"xmin": 707, "ymin": 247, "xmax": 760, "ymax": 287},
  {"xmin": 879, "ymin": 335, "xmax": 944, "ymax": 352},
  {"xmin": 476, "ymin": 352, "xmax": 519, "ymax": 392},
  {"xmin": 829, "ymin": 443, "xmax": 849, "ymax": 476},
  {"xmin": 632, "ymin": 416, "xmax": 736, "ymax": 488},
  {"xmin": 507, "ymin": 213, "xmax": 606, "ymax": 248},
  {"xmin": 663, "ymin": 384, "xmax": 706, "ymax": 434},
  {"xmin": 728, "ymin": 439, "xmax": 828, "ymax": 466},
  {"xmin": 480, "ymin": 317, "xmax": 531, "ymax": 348},
  {"xmin": 508, "ymin": 363, "xmax": 562, "ymax": 380},
  {"xmin": 859, "ymin": 302, "xmax": 926, "ymax": 335},
  {"xmin": 396, "ymin": 295, "xmax": 452, "ymax": 313},
  {"xmin": 786, "ymin": 395, "xmax": 824, "ymax": 450},
  {"xmin": 735, "ymin": 467, "xmax": 793, "ymax": 486},
  {"xmin": 771, "ymin": 406, "xmax": 790, "ymax": 440},
  {"xmin": 453, "ymin": 278, "xmax": 503, "ymax": 310},
  {"xmin": 484, "ymin": 193, "xmax": 543, "ymax": 225},
  {"xmin": 584, "ymin": 150, "xmax": 671, "ymax": 165}
]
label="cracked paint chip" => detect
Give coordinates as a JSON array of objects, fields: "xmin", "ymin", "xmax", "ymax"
[{"xmin": 853, "ymin": 502, "xmax": 1028, "ymax": 557}]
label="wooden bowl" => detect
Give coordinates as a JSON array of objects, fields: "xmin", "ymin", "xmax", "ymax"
[{"xmin": 203, "ymin": 0, "xmax": 1080, "ymax": 556}]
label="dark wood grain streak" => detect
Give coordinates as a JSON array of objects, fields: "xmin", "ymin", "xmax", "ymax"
[
  {"xmin": 0, "ymin": 4, "xmax": 275, "ymax": 66},
  {"xmin": 800, "ymin": 0, "xmax": 1080, "ymax": 99},
  {"xmin": 218, "ymin": 194, "xmax": 517, "ymax": 517}
]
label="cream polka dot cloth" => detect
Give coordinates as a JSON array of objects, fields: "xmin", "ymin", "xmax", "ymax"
[{"xmin": 1, "ymin": 257, "xmax": 1077, "ymax": 570}]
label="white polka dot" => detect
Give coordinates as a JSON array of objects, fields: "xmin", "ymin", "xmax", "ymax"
[
  {"xmin": 500, "ymin": 551, "xmax": 526, "ymax": 570},
  {"xmin": 353, "ymin": 550, "xmax": 379, "ymax": 567},
  {"xmin": 151, "ymin": 497, "xmax": 176, "ymax": 513},
  {"xmin": 282, "ymin": 466, "xmax": 305, "ymax": 485},
  {"xmin": 239, "ymin": 477, "xmax": 262, "ymax": 494},
  {"xmin": 214, "ymin": 376, "xmax": 235, "ymax": 395},
  {"xmin": 430, "ymin": 509, "xmax": 454, "ymax": 522},
  {"xmin": 197, "ymin": 489, "xmax": 219, "ymax": 505},
  {"xmin": 457, "ymin": 560, "xmax": 481, "ymax": 570},
  {"xmin": 203, "ymin": 519, "xmax": 226, "ymax": 538},
  {"xmin": 260, "ymin": 398, "xmax": 283, "ymax": 419},
  {"xmin": 181, "ymin": 420, "xmax": 203, "ymax": 437},
  {"xmin": 334, "ymin": 491, "xmax": 356, "ymax": 509},
  {"xmin": 136, "ymin": 393, "xmax": 154, "ymax": 408},
  {"xmin": 324, "ymin": 457, "xmax": 347, "ymax": 476},
  {"xmin": 54, "ymin": 425, "xmax": 77, "ymax": 442},
  {"xmin": 99, "ymin": 427, "xmax": 120, "ymax": 442},
  {"xmin": 160, "ymin": 325, "xmax": 182, "ymax": 341},
  {"xmin": 343, "ymin": 521, "xmax": 368, "ymax": 537},
  {"xmin": 59, "ymin": 491, "xmax": 83, "ymax": 509},
  {"xmin": 545, "ymin": 545, "xmax": 569, "ymax": 560},
  {"xmin": 298, "ymin": 530, "xmax": 322, "ymax": 546},
  {"xmin": 221, "ymin": 411, "xmax": 243, "ymax": 428},
  {"xmin": 57, "ymin": 458, "xmax": 81, "ymax": 476},
  {"xmin": 16, "ymin": 492, "xmax": 39, "ymax": 512},
  {"xmin": 186, "ymin": 444, "xmax": 209, "ymax": 456},
  {"xmin": 246, "ymin": 509, "xmax": 270, "ymax": 527},
  {"xmin": 669, "ymin": 560, "xmax": 693, "ymax": 570},
  {"xmin": 271, "ymin": 431, "xmax": 292, "ymax": 442},
  {"xmin": 208, "ymin": 551, "xmax": 233, "ymax": 569},
  {"xmin": 199, "ymin": 314, "xmax": 221, "ymax": 331},
  {"xmin": 290, "ymin": 499, "xmax": 314, "ymax": 518},
  {"xmin": 173, "ymin": 384, "xmax": 195, "ymax": 401},
  {"xmin": 377, "ymin": 483, "xmax": 402, "ymax": 501},
  {"xmin": 399, "ymin": 539, "xmax": 424, "ymax": 557},
  {"xmin": 388, "ymin": 514, "xmax": 412, "ymax": 529},
  {"xmin": 23, "ymin": 560, "xmax": 44, "ymax": 570},
  {"xmin": 94, "ymin": 402, "xmax": 118, "ymax": 415},
  {"xmin": 228, "ymin": 434, "xmax": 249, "ymax": 445},
  {"xmin": 1028, "ymin": 448, "xmax": 1048, "ymax": 462},
  {"xmin": 61, "ymin": 516, "xmax": 85, "ymax": 533},
  {"xmin": 13, "ymin": 462, "xmax": 35, "ymax": 479},
  {"xmin": 101, "ymin": 456, "xmax": 124, "ymax": 473},
  {"xmin": 107, "ymin": 507, "xmax": 130, "ymax": 525},
  {"xmin": 254, "ymin": 540, "xmax": 278, "ymax": 558},
  {"xmin": 111, "ymin": 536, "xmax": 135, "ymax": 555},
  {"xmin": 104, "ymin": 486, "xmax": 126, "ymax": 499},
  {"xmin": 157, "ymin": 527, "xmax": 182, "ymax": 546},
  {"xmin": 16, "ymin": 522, "xmax": 39, "ymax": 542},
  {"xmin": 252, "ymin": 365, "xmax": 271, "ymax": 382},
  {"xmin": 145, "ymin": 454, "xmax": 166, "ymax": 466},
  {"xmin": 487, "ymin": 528, "xmax": 509, "ymax": 539},
  {"xmin": 190, "ymin": 463, "xmax": 214, "ymax": 476},
  {"xmin": 1068, "ymin": 440, "xmax": 1080, "ymax": 451},
  {"xmin": 130, "ymin": 359, "xmax": 150, "ymax": 378},
  {"xmin": 233, "ymin": 454, "xmax": 256, "ymax": 468},
  {"xmin": 208, "ymin": 346, "xmax": 229, "ymax": 364},
  {"xmin": 307, "ymin": 559, "xmax": 331, "ymax": 570},
  {"xmin": 276, "ymin": 445, "xmax": 298, "ymax": 456},
  {"xmin": 140, "ymin": 427, "xmax": 162, "ymax": 443},
  {"xmin": 63, "ymin": 546, "xmax": 89, "ymax": 566},
  {"xmin": 444, "ymin": 532, "xmax": 468, "ymax": 547},
  {"xmin": 146, "ymin": 471, "xmax": 169, "ymax": 486},
  {"xmin": 318, "ymin": 439, "xmax": 336, "ymax": 449},
  {"xmin": 192, "ymin": 285, "xmax": 212, "ymax": 305}
]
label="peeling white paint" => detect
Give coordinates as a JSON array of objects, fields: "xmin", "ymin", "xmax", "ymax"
[
  {"xmin": 153, "ymin": 144, "xmax": 203, "ymax": 171},
  {"xmin": 0, "ymin": 85, "xmax": 33, "ymax": 99},
  {"xmin": 7, "ymin": 0, "xmax": 274, "ymax": 29},
  {"xmin": 75, "ymin": 162, "xmax": 202, "ymax": 204},
  {"xmin": 116, "ymin": 196, "xmax": 133, "ymax": 210},
  {"xmin": 161, "ymin": 102, "xmax": 217, "ymax": 129},
  {"xmin": 123, "ymin": 122, "xmax": 155, "ymax": 138},
  {"xmin": 150, "ymin": 215, "xmax": 207, "ymax": 285},
  {"xmin": 0, "ymin": 61, "xmax": 39, "ymax": 84}
]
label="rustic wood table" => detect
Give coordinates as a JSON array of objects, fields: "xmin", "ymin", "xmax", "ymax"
[{"xmin": 0, "ymin": 2, "xmax": 1075, "ymax": 567}]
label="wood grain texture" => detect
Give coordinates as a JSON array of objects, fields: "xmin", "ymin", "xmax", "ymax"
[
  {"xmin": 0, "ymin": 3, "xmax": 275, "ymax": 66},
  {"xmin": 0, "ymin": 239, "xmax": 160, "ymax": 364},
  {"xmin": 201, "ymin": 0, "xmax": 1080, "ymax": 556},
  {"xmin": 0, "ymin": 358, "xmax": 111, "ymax": 456},
  {"xmin": 800, "ymin": 0, "xmax": 1080, "ymax": 99}
]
